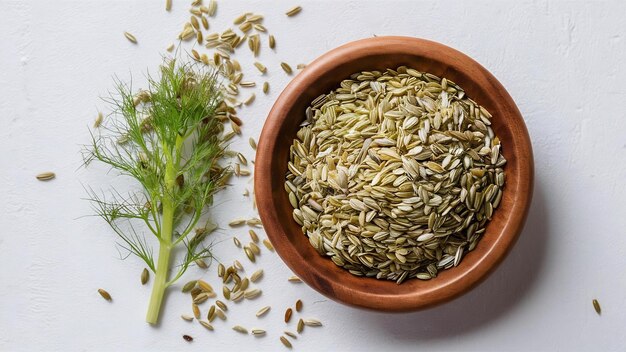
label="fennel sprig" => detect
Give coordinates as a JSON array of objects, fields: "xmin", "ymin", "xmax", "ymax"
[{"xmin": 85, "ymin": 59, "xmax": 229, "ymax": 324}]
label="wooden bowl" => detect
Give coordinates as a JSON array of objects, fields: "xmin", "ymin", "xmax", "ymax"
[{"xmin": 254, "ymin": 36, "xmax": 533, "ymax": 311}]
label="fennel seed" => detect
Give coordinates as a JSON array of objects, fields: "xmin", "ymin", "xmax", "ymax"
[
  {"xmin": 97, "ymin": 288, "xmax": 112, "ymax": 301},
  {"xmin": 256, "ymin": 306, "xmax": 271, "ymax": 317},
  {"xmin": 181, "ymin": 314, "xmax": 194, "ymax": 321},
  {"xmin": 124, "ymin": 31, "xmax": 138, "ymax": 44},
  {"xmin": 263, "ymin": 81, "xmax": 269, "ymax": 94},
  {"xmin": 280, "ymin": 336, "xmax": 293, "ymax": 348},
  {"xmin": 249, "ymin": 137, "xmax": 257, "ymax": 150},
  {"xmin": 304, "ymin": 318, "xmax": 322, "ymax": 327},
  {"xmin": 197, "ymin": 280, "xmax": 213, "ymax": 292},
  {"xmin": 284, "ymin": 331, "xmax": 297, "ymax": 339},
  {"xmin": 249, "ymin": 229, "xmax": 259, "ymax": 243},
  {"xmin": 295, "ymin": 299, "xmax": 303, "ymax": 312},
  {"xmin": 297, "ymin": 318, "xmax": 304, "ymax": 333},
  {"xmin": 250, "ymin": 269, "xmax": 263, "ymax": 282},
  {"xmin": 192, "ymin": 304, "xmax": 201, "ymax": 319},
  {"xmin": 252, "ymin": 329, "xmax": 266, "ymax": 336},
  {"xmin": 284, "ymin": 308, "xmax": 293, "ymax": 323},
  {"xmin": 288, "ymin": 276, "xmax": 302, "ymax": 283},
  {"xmin": 233, "ymin": 325, "xmax": 248, "ymax": 334},
  {"xmin": 593, "ymin": 299, "xmax": 601, "ymax": 315},
  {"xmin": 165, "ymin": 0, "xmax": 172, "ymax": 11},
  {"xmin": 269, "ymin": 35, "xmax": 275, "ymax": 49},
  {"xmin": 36, "ymin": 172, "xmax": 56, "ymax": 181},
  {"xmin": 233, "ymin": 237, "xmax": 242, "ymax": 247},
  {"xmin": 182, "ymin": 280, "xmax": 197, "ymax": 293},
  {"xmin": 253, "ymin": 62, "xmax": 267, "ymax": 74},
  {"xmin": 200, "ymin": 320, "xmax": 214, "ymax": 330},
  {"xmin": 262, "ymin": 239, "xmax": 275, "ymax": 252},
  {"xmin": 280, "ymin": 62, "xmax": 293, "ymax": 75},
  {"xmin": 229, "ymin": 218, "xmax": 246, "ymax": 226},
  {"xmin": 216, "ymin": 300, "xmax": 228, "ymax": 311},
  {"xmin": 140, "ymin": 268, "xmax": 149, "ymax": 285},
  {"xmin": 285, "ymin": 6, "xmax": 302, "ymax": 17}
]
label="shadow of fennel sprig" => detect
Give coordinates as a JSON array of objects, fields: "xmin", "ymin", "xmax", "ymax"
[{"xmin": 84, "ymin": 58, "xmax": 230, "ymax": 324}]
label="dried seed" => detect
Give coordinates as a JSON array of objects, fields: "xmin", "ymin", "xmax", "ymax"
[
  {"xmin": 248, "ymin": 229, "xmax": 259, "ymax": 243},
  {"xmin": 192, "ymin": 304, "xmax": 201, "ymax": 319},
  {"xmin": 229, "ymin": 218, "xmax": 246, "ymax": 226},
  {"xmin": 207, "ymin": 0, "xmax": 217, "ymax": 16},
  {"xmin": 244, "ymin": 288, "xmax": 262, "ymax": 299},
  {"xmin": 166, "ymin": 43, "xmax": 175, "ymax": 52},
  {"xmin": 140, "ymin": 268, "xmax": 149, "ymax": 285},
  {"xmin": 285, "ymin": 6, "xmax": 302, "ymax": 17},
  {"xmin": 223, "ymin": 285, "xmax": 231, "ymax": 299},
  {"xmin": 249, "ymin": 242, "xmax": 261, "ymax": 255},
  {"xmin": 249, "ymin": 137, "xmax": 257, "ymax": 150},
  {"xmin": 215, "ymin": 308, "xmax": 227, "ymax": 320},
  {"xmin": 218, "ymin": 263, "xmax": 225, "ymax": 277},
  {"xmin": 280, "ymin": 62, "xmax": 293, "ymax": 75},
  {"xmin": 284, "ymin": 308, "xmax": 293, "ymax": 323},
  {"xmin": 280, "ymin": 336, "xmax": 292, "ymax": 348},
  {"xmin": 207, "ymin": 305, "xmax": 216, "ymax": 320},
  {"xmin": 288, "ymin": 276, "xmax": 301, "ymax": 283},
  {"xmin": 295, "ymin": 299, "xmax": 303, "ymax": 312},
  {"xmin": 262, "ymin": 239, "xmax": 275, "ymax": 252},
  {"xmin": 233, "ymin": 325, "xmax": 248, "ymax": 334},
  {"xmin": 201, "ymin": 16, "xmax": 209, "ymax": 29},
  {"xmin": 182, "ymin": 334, "xmax": 193, "ymax": 342},
  {"xmin": 256, "ymin": 306, "xmax": 271, "ymax": 317},
  {"xmin": 36, "ymin": 172, "xmax": 56, "ymax": 181},
  {"xmin": 303, "ymin": 319, "xmax": 322, "ymax": 327},
  {"xmin": 252, "ymin": 329, "xmax": 266, "ymax": 336},
  {"xmin": 233, "ymin": 13, "xmax": 248, "ymax": 25},
  {"xmin": 97, "ymin": 288, "xmax": 111, "ymax": 301},
  {"xmin": 198, "ymin": 280, "xmax": 213, "ymax": 292},
  {"xmin": 124, "ymin": 31, "xmax": 138, "ymax": 43},
  {"xmin": 250, "ymin": 269, "xmax": 263, "ymax": 282},
  {"xmin": 190, "ymin": 16, "xmax": 200, "ymax": 30},
  {"xmin": 296, "ymin": 63, "xmax": 306, "ymax": 70},
  {"xmin": 165, "ymin": 0, "xmax": 172, "ymax": 11},
  {"xmin": 195, "ymin": 259, "xmax": 208, "ymax": 269},
  {"xmin": 216, "ymin": 300, "xmax": 228, "ymax": 311},
  {"xmin": 244, "ymin": 247, "xmax": 256, "ymax": 262},
  {"xmin": 284, "ymin": 331, "xmax": 297, "ymax": 339},
  {"xmin": 200, "ymin": 320, "xmax": 214, "ymax": 331},
  {"xmin": 269, "ymin": 35, "xmax": 275, "ymax": 49},
  {"xmin": 194, "ymin": 292, "xmax": 209, "ymax": 304},
  {"xmin": 297, "ymin": 318, "xmax": 304, "ymax": 333},
  {"xmin": 262, "ymin": 81, "xmax": 269, "ymax": 94},
  {"xmin": 243, "ymin": 93, "xmax": 255, "ymax": 105},
  {"xmin": 233, "ymin": 237, "xmax": 242, "ymax": 247},
  {"xmin": 253, "ymin": 62, "xmax": 267, "ymax": 74},
  {"xmin": 182, "ymin": 280, "xmax": 197, "ymax": 293},
  {"xmin": 593, "ymin": 299, "xmax": 601, "ymax": 315},
  {"xmin": 181, "ymin": 314, "xmax": 194, "ymax": 321}
]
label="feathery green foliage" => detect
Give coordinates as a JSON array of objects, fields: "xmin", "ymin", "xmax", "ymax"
[{"xmin": 84, "ymin": 59, "xmax": 229, "ymax": 324}]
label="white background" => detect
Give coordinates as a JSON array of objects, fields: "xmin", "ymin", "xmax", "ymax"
[{"xmin": 1, "ymin": 0, "xmax": 625, "ymax": 351}]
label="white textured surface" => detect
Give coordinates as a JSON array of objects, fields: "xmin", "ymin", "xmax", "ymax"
[{"xmin": 1, "ymin": 0, "xmax": 626, "ymax": 351}]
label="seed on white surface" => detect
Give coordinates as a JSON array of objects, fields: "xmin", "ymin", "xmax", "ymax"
[
  {"xmin": 256, "ymin": 306, "xmax": 271, "ymax": 317},
  {"xmin": 285, "ymin": 6, "xmax": 302, "ymax": 17},
  {"xmin": 123, "ymin": 32, "xmax": 137, "ymax": 44},
  {"xmin": 97, "ymin": 288, "xmax": 112, "ymax": 301},
  {"xmin": 36, "ymin": 172, "xmax": 56, "ymax": 181}
]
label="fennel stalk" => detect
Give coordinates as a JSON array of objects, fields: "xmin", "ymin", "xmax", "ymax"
[{"xmin": 85, "ymin": 59, "xmax": 229, "ymax": 324}]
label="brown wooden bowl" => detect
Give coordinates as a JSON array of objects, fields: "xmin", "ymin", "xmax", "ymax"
[{"xmin": 254, "ymin": 36, "xmax": 533, "ymax": 311}]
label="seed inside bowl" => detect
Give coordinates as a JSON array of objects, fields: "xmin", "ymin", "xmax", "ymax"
[{"xmin": 284, "ymin": 66, "xmax": 506, "ymax": 283}]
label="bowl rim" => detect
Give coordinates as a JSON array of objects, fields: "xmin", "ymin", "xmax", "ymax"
[{"xmin": 255, "ymin": 36, "xmax": 534, "ymax": 311}]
